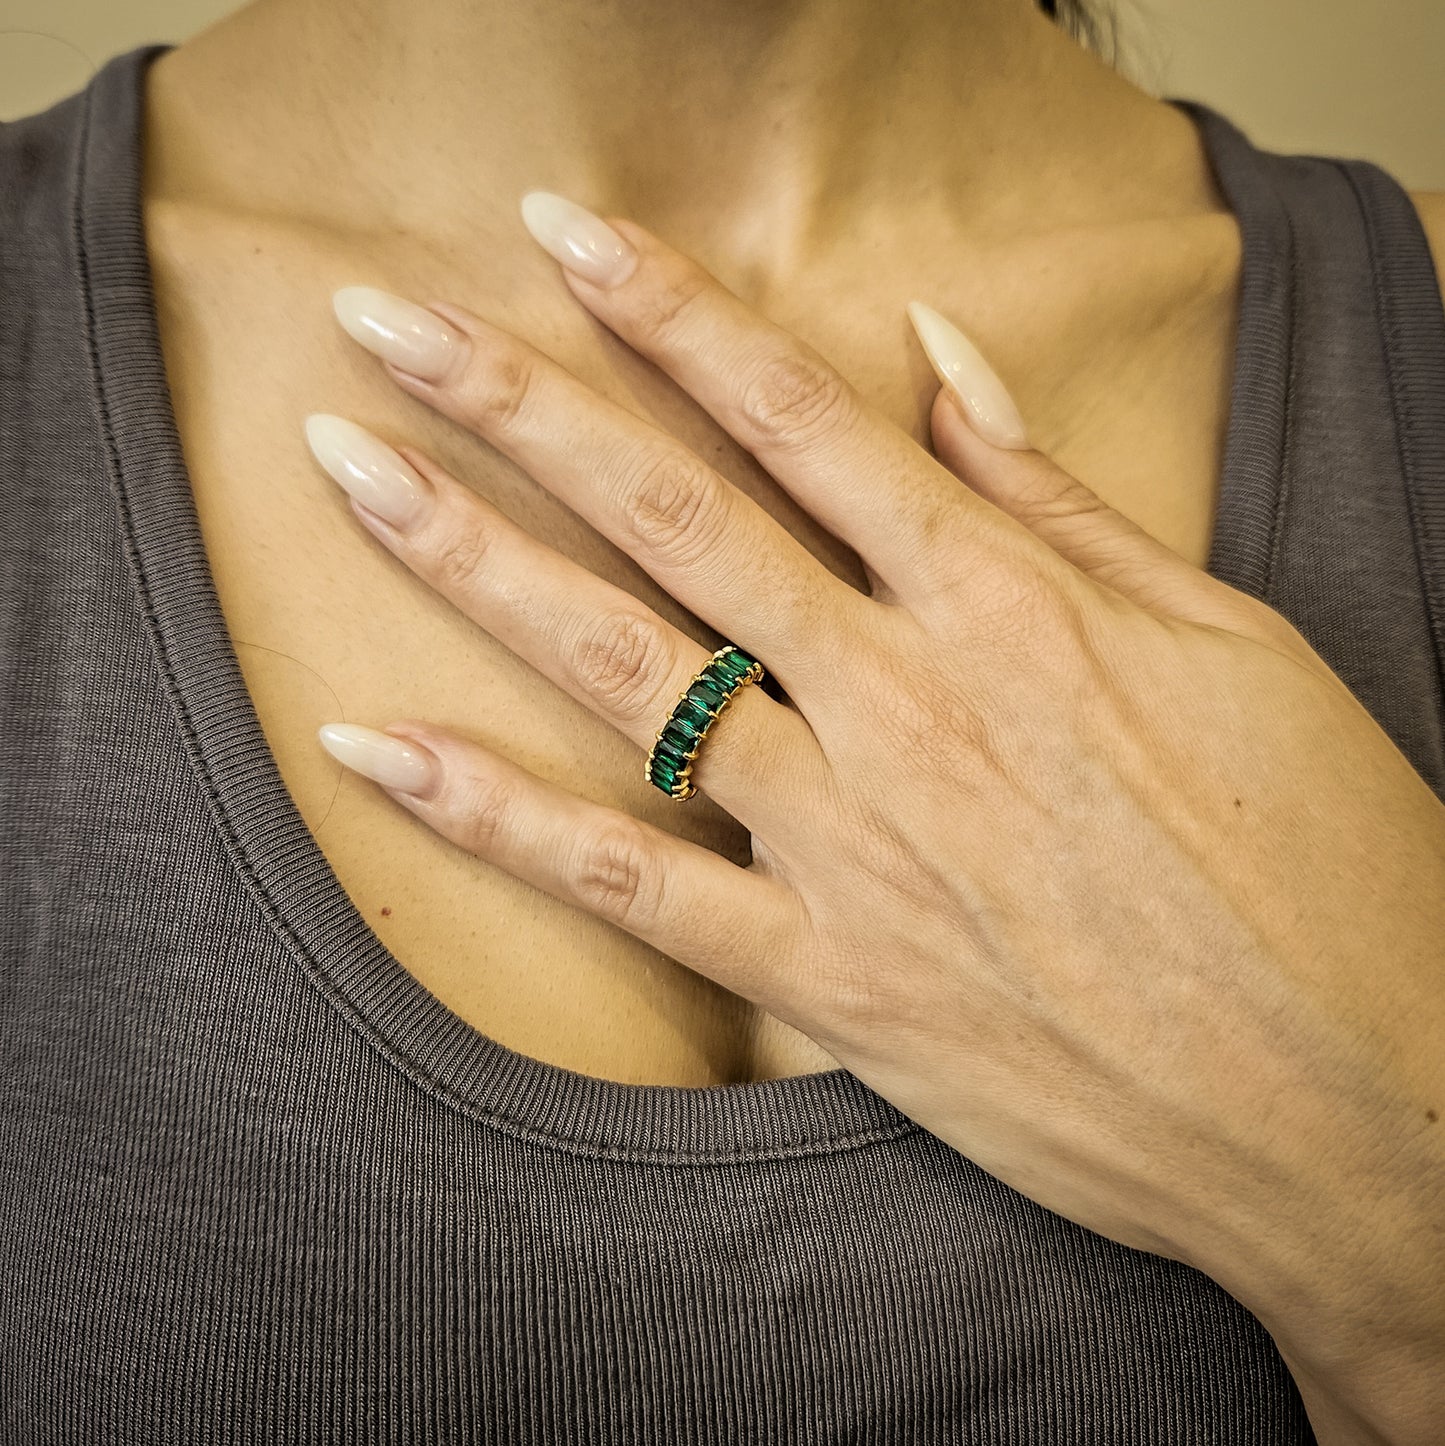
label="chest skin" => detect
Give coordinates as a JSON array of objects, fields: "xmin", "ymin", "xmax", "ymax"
[{"xmin": 140, "ymin": 175, "xmax": 1242, "ymax": 1087}]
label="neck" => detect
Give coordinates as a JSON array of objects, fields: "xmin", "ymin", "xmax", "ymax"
[{"xmin": 147, "ymin": 0, "xmax": 1204, "ymax": 300}]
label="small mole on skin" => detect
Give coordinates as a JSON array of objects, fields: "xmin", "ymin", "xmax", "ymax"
[
  {"xmin": 1233, "ymin": 798, "xmax": 1243, "ymax": 808},
  {"xmin": 1428, "ymin": 1108, "xmax": 1439, "ymax": 1123},
  {"xmin": 380, "ymin": 906, "xmax": 392, "ymax": 917}
]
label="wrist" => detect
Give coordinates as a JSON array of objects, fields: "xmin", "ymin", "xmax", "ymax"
[
  {"xmin": 1195, "ymin": 1139, "xmax": 1445, "ymax": 1446},
  {"xmin": 1161, "ymin": 928, "xmax": 1445, "ymax": 1445},
  {"xmin": 1268, "ymin": 1324, "xmax": 1445, "ymax": 1446}
]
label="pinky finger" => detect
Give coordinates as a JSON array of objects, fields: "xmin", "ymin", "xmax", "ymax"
[{"xmin": 317, "ymin": 718, "xmax": 809, "ymax": 1010}]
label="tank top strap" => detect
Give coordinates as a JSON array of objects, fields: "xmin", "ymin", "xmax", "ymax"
[
  {"xmin": 1175, "ymin": 97, "xmax": 1445, "ymax": 797},
  {"xmin": 1337, "ymin": 155, "xmax": 1445, "ymax": 729}
]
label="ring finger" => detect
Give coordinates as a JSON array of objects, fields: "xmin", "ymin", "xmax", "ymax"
[{"xmin": 303, "ymin": 412, "xmax": 827, "ymax": 834}]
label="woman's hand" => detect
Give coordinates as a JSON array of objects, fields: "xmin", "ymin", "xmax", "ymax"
[{"xmin": 308, "ymin": 194, "xmax": 1445, "ymax": 1439}]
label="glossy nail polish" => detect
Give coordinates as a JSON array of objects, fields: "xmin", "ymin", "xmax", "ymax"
[
  {"xmin": 906, "ymin": 300, "xmax": 1030, "ymax": 450},
  {"xmin": 317, "ymin": 723, "xmax": 440, "ymax": 796},
  {"xmin": 303, "ymin": 414, "xmax": 433, "ymax": 529},
  {"xmin": 519, "ymin": 192, "xmax": 639, "ymax": 288},
  {"xmin": 332, "ymin": 286, "xmax": 465, "ymax": 382}
]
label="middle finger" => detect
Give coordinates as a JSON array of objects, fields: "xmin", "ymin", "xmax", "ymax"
[{"xmin": 331, "ymin": 285, "xmax": 875, "ymax": 709}]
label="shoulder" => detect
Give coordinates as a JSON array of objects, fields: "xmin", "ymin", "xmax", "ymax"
[
  {"xmin": 1408, "ymin": 190, "xmax": 1445, "ymax": 299},
  {"xmin": 0, "ymin": 90, "xmax": 89, "ymax": 238}
]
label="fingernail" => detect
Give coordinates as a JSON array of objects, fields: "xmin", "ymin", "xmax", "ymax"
[
  {"xmin": 906, "ymin": 301, "xmax": 1030, "ymax": 450},
  {"xmin": 303, "ymin": 414, "xmax": 433, "ymax": 530},
  {"xmin": 519, "ymin": 191, "xmax": 639, "ymax": 288},
  {"xmin": 317, "ymin": 723, "xmax": 441, "ymax": 797},
  {"xmin": 332, "ymin": 286, "xmax": 466, "ymax": 382}
]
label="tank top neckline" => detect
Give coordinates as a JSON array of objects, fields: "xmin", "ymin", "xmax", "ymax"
[{"xmin": 76, "ymin": 42, "xmax": 1292, "ymax": 1162}]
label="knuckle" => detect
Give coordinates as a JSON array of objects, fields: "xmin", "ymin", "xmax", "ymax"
[
  {"xmin": 627, "ymin": 450, "xmax": 729, "ymax": 565},
  {"xmin": 461, "ymin": 345, "xmax": 538, "ymax": 433},
  {"xmin": 568, "ymin": 609, "xmax": 673, "ymax": 721},
  {"xmin": 453, "ymin": 773, "xmax": 518, "ymax": 856},
  {"xmin": 632, "ymin": 264, "xmax": 713, "ymax": 342},
  {"xmin": 1080, "ymin": 546, "xmax": 1148, "ymax": 598},
  {"xmin": 992, "ymin": 556, "xmax": 1067, "ymax": 625},
  {"xmin": 735, "ymin": 349, "xmax": 854, "ymax": 450},
  {"xmin": 571, "ymin": 822, "xmax": 659, "ymax": 926},
  {"xmin": 1011, "ymin": 471, "xmax": 1105, "ymax": 531},
  {"xmin": 430, "ymin": 525, "xmax": 497, "ymax": 599},
  {"xmin": 965, "ymin": 549, "xmax": 1080, "ymax": 655}
]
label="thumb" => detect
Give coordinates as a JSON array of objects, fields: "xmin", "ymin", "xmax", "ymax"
[{"xmin": 908, "ymin": 301, "xmax": 1233, "ymax": 628}]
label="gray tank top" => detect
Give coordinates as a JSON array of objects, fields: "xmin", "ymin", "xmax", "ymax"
[{"xmin": 3, "ymin": 41, "xmax": 1442, "ymax": 1444}]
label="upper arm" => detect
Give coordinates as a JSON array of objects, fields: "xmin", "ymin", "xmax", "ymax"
[{"xmin": 1410, "ymin": 191, "xmax": 1445, "ymax": 305}]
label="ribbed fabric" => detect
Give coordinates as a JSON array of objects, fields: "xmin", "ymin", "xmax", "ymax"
[{"xmin": 2, "ymin": 42, "xmax": 1442, "ymax": 1445}]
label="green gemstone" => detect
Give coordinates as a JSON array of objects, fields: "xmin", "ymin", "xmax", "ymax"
[
  {"xmin": 687, "ymin": 677, "xmax": 729, "ymax": 710},
  {"xmin": 715, "ymin": 647, "xmax": 754, "ymax": 678},
  {"xmin": 663, "ymin": 721, "xmax": 702, "ymax": 751},
  {"xmin": 650, "ymin": 756, "xmax": 680, "ymax": 784},
  {"xmin": 674, "ymin": 698, "xmax": 715, "ymax": 733},
  {"xmin": 654, "ymin": 738, "xmax": 691, "ymax": 770}
]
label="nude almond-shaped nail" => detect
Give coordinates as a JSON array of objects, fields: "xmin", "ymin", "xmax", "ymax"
[
  {"xmin": 303, "ymin": 413, "xmax": 433, "ymax": 530},
  {"xmin": 906, "ymin": 300, "xmax": 1030, "ymax": 450},
  {"xmin": 331, "ymin": 285, "xmax": 466, "ymax": 382},
  {"xmin": 519, "ymin": 191, "xmax": 639, "ymax": 288},
  {"xmin": 317, "ymin": 723, "xmax": 440, "ymax": 796}
]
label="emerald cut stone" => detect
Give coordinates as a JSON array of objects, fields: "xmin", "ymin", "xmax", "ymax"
[
  {"xmin": 675, "ymin": 698, "xmax": 715, "ymax": 733},
  {"xmin": 712, "ymin": 648, "xmax": 755, "ymax": 683},
  {"xmin": 654, "ymin": 739, "xmax": 690, "ymax": 770},
  {"xmin": 663, "ymin": 720, "xmax": 702, "ymax": 750},
  {"xmin": 686, "ymin": 678, "xmax": 729, "ymax": 710}
]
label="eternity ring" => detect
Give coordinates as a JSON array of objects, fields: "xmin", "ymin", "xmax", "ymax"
[{"xmin": 644, "ymin": 645, "xmax": 766, "ymax": 801}]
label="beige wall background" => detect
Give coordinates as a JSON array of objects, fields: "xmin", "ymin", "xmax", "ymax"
[{"xmin": 2, "ymin": 0, "xmax": 1442, "ymax": 189}]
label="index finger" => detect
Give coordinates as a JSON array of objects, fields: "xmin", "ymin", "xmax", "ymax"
[{"xmin": 519, "ymin": 192, "xmax": 1029, "ymax": 608}]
